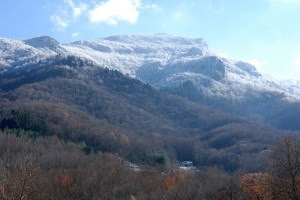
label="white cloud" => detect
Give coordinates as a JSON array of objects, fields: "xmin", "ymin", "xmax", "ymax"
[
  {"xmin": 72, "ymin": 32, "xmax": 80, "ymax": 38},
  {"xmin": 142, "ymin": 3, "xmax": 158, "ymax": 9},
  {"xmin": 64, "ymin": 0, "xmax": 87, "ymax": 18},
  {"xmin": 50, "ymin": 0, "xmax": 87, "ymax": 31},
  {"xmin": 51, "ymin": 16, "xmax": 69, "ymax": 30},
  {"xmin": 51, "ymin": 0, "xmax": 145, "ymax": 30},
  {"xmin": 89, "ymin": 0, "xmax": 141, "ymax": 25},
  {"xmin": 247, "ymin": 58, "xmax": 269, "ymax": 70}
]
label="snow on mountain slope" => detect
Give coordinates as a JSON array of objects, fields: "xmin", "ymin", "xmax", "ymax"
[
  {"xmin": 0, "ymin": 36, "xmax": 63, "ymax": 72},
  {"xmin": 63, "ymin": 33, "xmax": 210, "ymax": 76},
  {"xmin": 63, "ymin": 34, "xmax": 300, "ymax": 102},
  {"xmin": 1, "ymin": 33, "xmax": 300, "ymax": 103},
  {"xmin": 24, "ymin": 36, "xmax": 65, "ymax": 53}
]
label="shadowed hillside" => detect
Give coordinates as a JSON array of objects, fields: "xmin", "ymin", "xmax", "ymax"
[{"xmin": 0, "ymin": 55, "xmax": 285, "ymax": 172}]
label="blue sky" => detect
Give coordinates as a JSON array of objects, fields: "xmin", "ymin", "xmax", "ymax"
[{"xmin": 1, "ymin": 0, "xmax": 300, "ymax": 80}]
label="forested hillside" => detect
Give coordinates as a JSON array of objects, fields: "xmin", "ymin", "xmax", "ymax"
[
  {"xmin": 2, "ymin": 34, "xmax": 300, "ymax": 132},
  {"xmin": 0, "ymin": 49, "xmax": 300, "ymax": 200},
  {"xmin": 0, "ymin": 55, "xmax": 284, "ymax": 172}
]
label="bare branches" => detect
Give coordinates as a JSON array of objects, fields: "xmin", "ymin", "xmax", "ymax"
[{"xmin": 269, "ymin": 134, "xmax": 300, "ymax": 200}]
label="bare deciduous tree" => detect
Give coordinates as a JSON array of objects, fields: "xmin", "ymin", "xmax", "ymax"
[{"xmin": 269, "ymin": 134, "xmax": 300, "ymax": 200}]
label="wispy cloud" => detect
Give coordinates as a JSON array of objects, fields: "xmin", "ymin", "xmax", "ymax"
[
  {"xmin": 64, "ymin": 0, "xmax": 87, "ymax": 18},
  {"xmin": 51, "ymin": 16, "xmax": 69, "ymax": 31},
  {"xmin": 89, "ymin": 0, "xmax": 141, "ymax": 25},
  {"xmin": 72, "ymin": 32, "xmax": 80, "ymax": 39},
  {"xmin": 142, "ymin": 3, "xmax": 158, "ymax": 9},
  {"xmin": 50, "ymin": 0, "xmax": 158, "ymax": 30},
  {"xmin": 247, "ymin": 58, "xmax": 269, "ymax": 70},
  {"xmin": 50, "ymin": 0, "xmax": 87, "ymax": 31}
]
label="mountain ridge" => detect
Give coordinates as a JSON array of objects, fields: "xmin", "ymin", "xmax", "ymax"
[{"xmin": 1, "ymin": 34, "xmax": 300, "ymax": 130}]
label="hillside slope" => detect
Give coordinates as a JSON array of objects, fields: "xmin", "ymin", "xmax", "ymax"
[
  {"xmin": 1, "ymin": 34, "xmax": 300, "ymax": 130},
  {"xmin": 0, "ymin": 55, "xmax": 283, "ymax": 172}
]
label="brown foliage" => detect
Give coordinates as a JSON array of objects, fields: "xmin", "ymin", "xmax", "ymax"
[
  {"xmin": 164, "ymin": 172, "xmax": 184, "ymax": 191},
  {"xmin": 58, "ymin": 173, "xmax": 76, "ymax": 192},
  {"xmin": 240, "ymin": 173, "xmax": 272, "ymax": 200}
]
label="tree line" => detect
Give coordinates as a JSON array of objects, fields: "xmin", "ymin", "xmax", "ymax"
[{"xmin": 0, "ymin": 130, "xmax": 300, "ymax": 199}]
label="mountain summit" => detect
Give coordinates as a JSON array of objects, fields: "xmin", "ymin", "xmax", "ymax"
[{"xmin": 1, "ymin": 34, "xmax": 300, "ymax": 130}]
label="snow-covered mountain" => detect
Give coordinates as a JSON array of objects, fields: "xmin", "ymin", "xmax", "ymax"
[
  {"xmin": 0, "ymin": 36, "xmax": 64, "ymax": 70},
  {"xmin": 1, "ymin": 34, "xmax": 299, "ymax": 96},
  {"xmin": 1, "ymin": 34, "xmax": 300, "ymax": 125}
]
